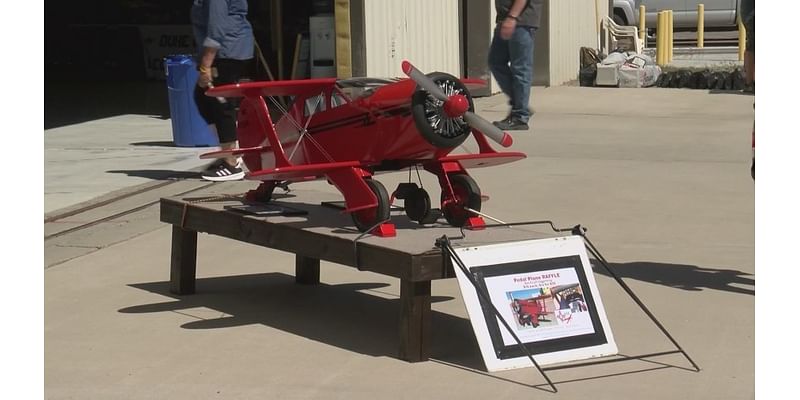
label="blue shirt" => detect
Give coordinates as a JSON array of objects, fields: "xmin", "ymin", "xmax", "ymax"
[{"xmin": 191, "ymin": 0, "xmax": 254, "ymax": 60}]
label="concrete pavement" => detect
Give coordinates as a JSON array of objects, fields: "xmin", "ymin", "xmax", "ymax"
[{"xmin": 44, "ymin": 85, "xmax": 755, "ymax": 399}]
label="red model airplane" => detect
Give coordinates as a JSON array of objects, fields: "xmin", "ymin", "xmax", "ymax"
[{"xmin": 200, "ymin": 60, "xmax": 526, "ymax": 233}]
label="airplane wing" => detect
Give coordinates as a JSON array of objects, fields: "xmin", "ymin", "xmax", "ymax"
[
  {"xmin": 206, "ymin": 78, "xmax": 339, "ymax": 98},
  {"xmin": 246, "ymin": 160, "xmax": 362, "ymax": 181},
  {"xmin": 199, "ymin": 145, "xmax": 273, "ymax": 159},
  {"xmin": 434, "ymin": 152, "xmax": 526, "ymax": 169}
]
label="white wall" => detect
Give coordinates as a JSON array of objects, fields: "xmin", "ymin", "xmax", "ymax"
[
  {"xmin": 544, "ymin": 0, "xmax": 605, "ymax": 86},
  {"xmin": 363, "ymin": 0, "xmax": 461, "ymax": 77},
  {"xmin": 487, "ymin": 0, "xmax": 607, "ymax": 90}
]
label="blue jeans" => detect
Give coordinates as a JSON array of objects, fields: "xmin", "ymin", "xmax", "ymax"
[{"xmin": 488, "ymin": 25, "xmax": 537, "ymax": 123}]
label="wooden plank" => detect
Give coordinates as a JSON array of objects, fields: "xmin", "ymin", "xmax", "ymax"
[
  {"xmin": 399, "ymin": 279, "xmax": 431, "ymax": 362},
  {"xmin": 170, "ymin": 225, "xmax": 197, "ymax": 295},
  {"xmin": 295, "ymin": 255, "xmax": 320, "ymax": 285},
  {"xmin": 160, "ymin": 198, "xmax": 447, "ymax": 281}
]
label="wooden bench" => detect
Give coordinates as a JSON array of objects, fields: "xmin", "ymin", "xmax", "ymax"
[{"xmin": 160, "ymin": 190, "xmax": 550, "ymax": 362}]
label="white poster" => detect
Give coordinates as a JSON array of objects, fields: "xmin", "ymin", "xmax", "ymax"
[{"xmin": 452, "ymin": 235, "xmax": 617, "ymax": 371}]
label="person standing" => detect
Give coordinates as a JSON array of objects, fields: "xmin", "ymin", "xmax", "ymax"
[
  {"xmin": 488, "ymin": 0, "xmax": 544, "ymax": 131},
  {"xmin": 740, "ymin": 0, "xmax": 754, "ymax": 179},
  {"xmin": 191, "ymin": 0, "xmax": 255, "ymax": 181}
]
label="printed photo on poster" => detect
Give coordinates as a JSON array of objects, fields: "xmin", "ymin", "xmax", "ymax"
[{"xmin": 471, "ymin": 255, "xmax": 609, "ymax": 360}]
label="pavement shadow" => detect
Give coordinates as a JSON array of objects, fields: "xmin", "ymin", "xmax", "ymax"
[
  {"xmin": 107, "ymin": 169, "xmax": 204, "ymax": 180},
  {"xmin": 130, "ymin": 141, "xmax": 180, "ymax": 147},
  {"xmin": 46, "ymin": 81, "xmax": 171, "ymax": 130},
  {"xmin": 121, "ymin": 273, "xmax": 482, "ymax": 368},
  {"xmin": 707, "ymin": 89, "xmax": 754, "ymax": 96},
  {"xmin": 596, "ymin": 261, "xmax": 754, "ymax": 296}
]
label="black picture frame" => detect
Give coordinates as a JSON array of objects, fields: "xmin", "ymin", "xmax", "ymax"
[{"xmin": 470, "ymin": 255, "xmax": 609, "ymax": 360}]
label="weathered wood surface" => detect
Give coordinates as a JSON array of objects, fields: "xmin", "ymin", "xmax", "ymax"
[{"xmin": 160, "ymin": 192, "xmax": 555, "ymax": 282}]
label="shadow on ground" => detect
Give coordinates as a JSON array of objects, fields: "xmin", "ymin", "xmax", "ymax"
[
  {"xmin": 121, "ymin": 273, "xmax": 482, "ymax": 368},
  {"xmin": 121, "ymin": 272, "xmax": 699, "ymax": 389},
  {"xmin": 130, "ymin": 141, "xmax": 180, "ymax": 147},
  {"xmin": 107, "ymin": 169, "xmax": 204, "ymax": 180},
  {"xmin": 46, "ymin": 81, "xmax": 171, "ymax": 129},
  {"xmin": 597, "ymin": 261, "xmax": 754, "ymax": 296}
]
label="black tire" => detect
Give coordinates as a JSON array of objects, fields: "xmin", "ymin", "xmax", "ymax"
[
  {"xmin": 351, "ymin": 179, "xmax": 391, "ymax": 232},
  {"xmin": 441, "ymin": 174, "xmax": 481, "ymax": 227},
  {"xmin": 404, "ymin": 188, "xmax": 431, "ymax": 223},
  {"xmin": 613, "ymin": 12, "xmax": 626, "ymax": 26},
  {"xmin": 411, "ymin": 72, "xmax": 474, "ymax": 149}
]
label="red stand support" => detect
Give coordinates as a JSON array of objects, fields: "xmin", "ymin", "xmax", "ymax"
[
  {"xmin": 465, "ymin": 216, "xmax": 486, "ymax": 230},
  {"xmin": 244, "ymin": 190, "xmax": 259, "ymax": 202},
  {"xmin": 371, "ymin": 223, "xmax": 397, "ymax": 237}
]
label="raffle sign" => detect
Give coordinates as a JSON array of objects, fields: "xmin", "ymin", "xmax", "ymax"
[{"xmin": 453, "ymin": 235, "xmax": 617, "ymax": 371}]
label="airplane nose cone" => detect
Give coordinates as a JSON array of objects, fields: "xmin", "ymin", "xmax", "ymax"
[{"xmin": 443, "ymin": 94, "xmax": 469, "ymax": 118}]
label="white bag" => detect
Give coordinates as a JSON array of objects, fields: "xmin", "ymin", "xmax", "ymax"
[{"xmin": 618, "ymin": 63, "xmax": 661, "ymax": 88}]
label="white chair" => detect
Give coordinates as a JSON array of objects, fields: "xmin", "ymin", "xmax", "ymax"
[{"xmin": 601, "ymin": 16, "xmax": 644, "ymax": 55}]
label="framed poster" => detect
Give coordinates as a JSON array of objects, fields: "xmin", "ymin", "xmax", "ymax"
[{"xmin": 452, "ymin": 235, "xmax": 617, "ymax": 371}]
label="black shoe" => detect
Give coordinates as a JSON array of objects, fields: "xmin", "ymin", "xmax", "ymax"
[
  {"xmin": 201, "ymin": 160, "xmax": 245, "ymax": 181},
  {"xmin": 493, "ymin": 116, "xmax": 529, "ymax": 131}
]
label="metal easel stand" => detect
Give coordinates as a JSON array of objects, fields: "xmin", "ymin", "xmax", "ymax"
[
  {"xmin": 577, "ymin": 228, "xmax": 701, "ymax": 373},
  {"xmin": 435, "ymin": 234, "xmax": 558, "ymax": 393},
  {"xmin": 437, "ymin": 217, "xmax": 700, "ymax": 380}
]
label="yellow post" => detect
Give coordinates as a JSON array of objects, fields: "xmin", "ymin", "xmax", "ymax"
[
  {"xmin": 697, "ymin": 4, "xmax": 705, "ymax": 48},
  {"xmin": 656, "ymin": 11, "xmax": 665, "ymax": 66},
  {"xmin": 738, "ymin": 16, "xmax": 746, "ymax": 61},
  {"xmin": 639, "ymin": 5, "xmax": 646, "ymax": 43},
  {"xmin": 667, "ymin": 10, "xmax": 674, "ymax": 63}
]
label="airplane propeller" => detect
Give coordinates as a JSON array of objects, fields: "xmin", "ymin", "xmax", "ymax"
[{"xmin": 401, "ymin": 60, "xmax": 513, "ymax": 148}]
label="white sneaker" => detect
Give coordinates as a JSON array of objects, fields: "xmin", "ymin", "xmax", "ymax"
[{"xmin": 201, "ymin": 160, "xmax": 245, "ymax": 181}]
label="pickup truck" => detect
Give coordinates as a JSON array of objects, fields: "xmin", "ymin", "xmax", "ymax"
[{"xmin": 613, "ymin": 0, "xmax": 741, "ymax": 30}]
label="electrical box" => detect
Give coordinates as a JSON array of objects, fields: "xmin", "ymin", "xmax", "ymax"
[{"xmin": 309, "ymin": 14, "xmax": 336, "ymax": 78}]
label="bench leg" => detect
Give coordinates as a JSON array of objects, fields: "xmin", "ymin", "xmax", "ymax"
[
  {"xmin": 170, "ymin": 226, "xmax": 197, "ymax": 295},
  {"xmin": 399, "ymin": 279, "xmax": 431, "ymax": 362},
  {"xmin": 295, "ymin": 255, "xmax": 320, "ymax": 285}
]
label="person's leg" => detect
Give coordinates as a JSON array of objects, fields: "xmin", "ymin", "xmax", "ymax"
[
  {"xmin": 488, "ymin": 27, "xmax": 514, "ymax": 107},
  {"xmin": 194, "ymin": 59, "xmax": 244, "ymax": 180},
  {"xmin": 507, "ymin": 27, "xmax": 536, "ymax": 123},
  {"xmin": 212, "ymin": 59, "xmax": 249, "ymax": 167}
]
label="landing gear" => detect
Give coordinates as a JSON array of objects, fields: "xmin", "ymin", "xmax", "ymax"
[
  {"xmin": 245, "ymin": 181, "xmax": 277, "ymax": 203},
  {"xmin": 441, "ymin": 174, "xmax": 481, "ymax": 227},
  {"xmin": 404, "ymin": 187, "xmax": 432, "ymax": 223},
  {"xmin": 351, "ymin": 179, "xmax": 391, "ymax": 232}
]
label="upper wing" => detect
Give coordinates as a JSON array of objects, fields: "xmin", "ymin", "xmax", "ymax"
[{"xmin": 206, "ymin": 78, "xmax": 339, "ymax": 98}]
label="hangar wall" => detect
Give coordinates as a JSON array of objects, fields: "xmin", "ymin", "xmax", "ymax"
[
  {"xmin": 535, "ymin": 0, "xmax": 606, "ymax": 86},
  {"xmin": 361, "ymin": 0, "xmax": 462, "ymax": 78}
]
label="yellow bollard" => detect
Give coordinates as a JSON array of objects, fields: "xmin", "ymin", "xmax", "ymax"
[
  {"xmin": 738, "ymin": 16, "xmax": 746, "ymax": 61},
  {"xmin": 667, "ymin": 10, "xmax": 674, "ymax": 63},
  {"xmin": 697, "ymin": 4, "xmax": 705, "ymax": 48},
  {"xmin": 655, "ymin": 11, "xmax": 661, "ymax": 65},
  {"xmin": 639, "ymin": 5, "xmax": 646, "ymax": 44},
  {"xmin": 656, "ymin": 11, "xmax": 665, "ymax": 66}
]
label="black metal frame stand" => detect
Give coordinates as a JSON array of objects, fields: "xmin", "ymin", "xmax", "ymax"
[
  {"xmin": 436, "ymin": 220, "xmax": 701, "ymax": 391},
  {"xmin": 437, "ymin": 235, "xmax": 559, "ymax": 393}
]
